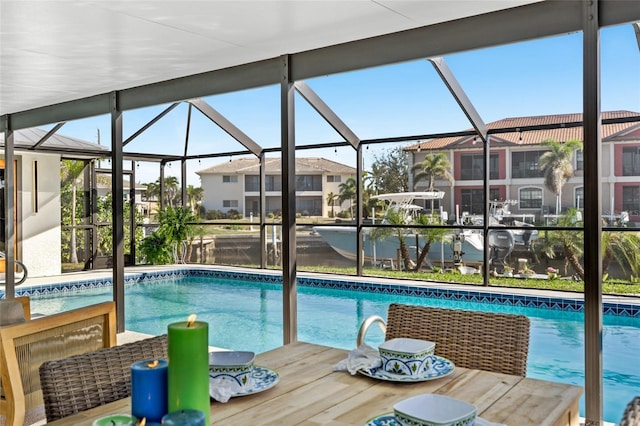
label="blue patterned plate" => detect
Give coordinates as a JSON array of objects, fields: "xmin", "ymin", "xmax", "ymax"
[
  {"xmin": 210, "ymin": 365, "xmax": 279, "ymax": 398},
  {"xmin": 358, "ymin": 355, "xmax": 454, "ymax": 382},
  {"xmin": 365, "ymin": 414, "xmax": 499, "ymax": 426},
  {"xmin": 364, "ymin": 413, "xmax": 396, "ymax": 425}
]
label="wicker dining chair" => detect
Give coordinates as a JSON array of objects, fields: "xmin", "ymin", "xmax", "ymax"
[
  {"xmin": 358, "ymin": 303, "xmax": 531, "ymax": 376},
  {"xmin": 39, "ymin": 334, "xmax": 168, "ymax": 422},
  {"xmin": 620, "ymin": 396, "xmax": 640, "ymax": 426}
]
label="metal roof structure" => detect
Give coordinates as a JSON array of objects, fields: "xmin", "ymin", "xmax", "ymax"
[
  {"xmin": 2, "ymin": 3, "xmax": 640, "ymax": 423},
  {"xmin": 0, "ymin": 127, "xmax": 107, "ymax": 157}
]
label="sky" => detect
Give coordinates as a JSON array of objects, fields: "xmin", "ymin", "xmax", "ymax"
[{"xmin": 48, "ymin": 24, "xmax": 639, "ymax": 187}]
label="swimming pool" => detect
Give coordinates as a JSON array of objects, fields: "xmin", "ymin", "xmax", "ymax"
[{"xmin": 19, "ymin": 269, "xmax": 640, "ymax": 422}]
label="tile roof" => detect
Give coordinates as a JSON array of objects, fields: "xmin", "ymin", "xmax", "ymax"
[
  {"xmin": 406, "ymin": 110, "xmax": 640, "ymax": 151},
  {"xmin": 196, "ymin": 157, "xmax": 356, "ymax": 175}
]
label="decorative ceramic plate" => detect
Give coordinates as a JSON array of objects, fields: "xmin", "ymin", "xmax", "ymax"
[
  {"xmin": 209, "ymin": 365, "xmax": 279, "ymax": 398},
  {"xmin": 358, "ymin": 355, "xmax": 455, "ymax": 382},
  {"xmin": 365, "ymin": 414, "xmax": 501, "ymax": 426},
  {"xmin": 364, "ymin": 413, "xmax": 396, "ymax": 426}
]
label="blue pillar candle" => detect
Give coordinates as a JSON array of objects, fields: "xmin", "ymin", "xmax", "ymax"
[
  {"xmin": 161, "ymin": 409, "xmax": 205, "ymax": 426},
  {"xmin": 131, "ymin": 358, "xmax": 169, "ymax": 423}
]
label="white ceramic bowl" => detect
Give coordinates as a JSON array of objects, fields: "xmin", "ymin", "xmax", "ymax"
[
  {"xmin": 393, "ymin": 394, "xmax": 477, "ymax": 426},
  {"xmin": 208, "ymin": 351, "xmax": 255, "ymax": 390},
  {"xmin": 378, "ymin": 338, "xmax": 435, "ymax": 377}
]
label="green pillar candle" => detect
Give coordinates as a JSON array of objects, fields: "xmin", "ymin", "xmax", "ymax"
[
  {"xmin": 91, "ymin": 414, "xmax": 137, "ymax": 426},
  {"xmin": 167, "ymin": 317, "xmax": 210, "ymax": 426}
]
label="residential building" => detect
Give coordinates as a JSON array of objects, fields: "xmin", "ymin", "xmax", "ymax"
[
  {"xmin": 407, "ymin": 110, "xmax": 640, "ymax": 225},
  {"xmin": 196, "ymin": 157, "xmax": 356, "ymax": 218},
  {"xmin": 95, "ymin": 176, "xmax": 150, "ymax": 218},
  {"xmin": 0, "ymin": 128, "xmax": 108, "ymax": 277}
]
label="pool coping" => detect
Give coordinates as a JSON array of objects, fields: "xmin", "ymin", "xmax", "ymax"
[{"xmin": 5, "ymin": 264, "xmax": 640, "ymax": 317}]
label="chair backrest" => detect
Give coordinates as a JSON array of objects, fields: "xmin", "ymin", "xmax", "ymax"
[
  {"xmin": 0, "ymin": 301, "xmax": 116, "ymax": 426},
  {"xmin": 39, "ymin": 334, "xmax": 168, "ymax": 422},
  {"xmin": 385, "ymin": 303, "xmax": 530, "ymax": 376},
  {"xmin": 620, "ymin": 396, "xmax": 640, "ymax": 426}
]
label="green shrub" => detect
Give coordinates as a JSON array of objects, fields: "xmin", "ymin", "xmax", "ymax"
[
  {"xmin": 139, "ymin": 232, "xmax": 172, "ymax": 265},
  {"xmin": 206, "ymin": 209, "xmax": 224, "ymax": 220}
]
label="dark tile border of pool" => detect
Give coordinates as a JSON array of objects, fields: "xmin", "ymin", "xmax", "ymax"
[{"xmin": 6, "ymin": 268, "xmax": 639, "ymax": 318}]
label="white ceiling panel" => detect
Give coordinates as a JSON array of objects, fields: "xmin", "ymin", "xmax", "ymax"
[{"xmin": 0, "ymin": 0, "xmax": 552, "ymax": 116}]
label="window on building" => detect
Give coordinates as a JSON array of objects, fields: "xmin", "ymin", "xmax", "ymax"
[
  {"xmin": 622, "ymin": 186, "xmax": 640, "ymax": 214},
  {"xmin": 223, "ymin": 200, "xmax": 239, "ymax": 208},
  {"xmin": 511, "ymin": 151, "xmax": 545, "ymax": 178},
  {"xmin": 222, "ymin": 175, "xmax": 238, "ymax": 183},
  {"xmin": 297, "ymin": 198, "xmax": 323, "ymax": 216},
  {"xmin": 245, "ymin": 176, "xmax": 259, "ymax": 192},
  {"xmin": 460, "ymin": 188, "xmax": 500, "ymax": 214},
  {"xmin": 622, "ymin": 147, "xmax": 640, "ymax": 176},
  {"xmin": 460, "ymin": 153, "xmax": 499, "ymax": 180},
  {"xmin": 575, "ymin": 150, "xmax": 584, "ymax": 171},
  {"xmin": 327, "ymin": 175, "xmax": 341, "ymax": 183},
  {"xmin": 266, "ymin": 175, "xmax": 282, "ymax": 192},
  {"xmin": 519, "ymin": 187, "xmax": 543, "ymax": 209},
  {"xmin": 295, "ymin": 175, "xmax": 322, "ymax": 191},
  {"xmin": 575, "ymin": 187, "xmax": 584, "ymax": 209}
]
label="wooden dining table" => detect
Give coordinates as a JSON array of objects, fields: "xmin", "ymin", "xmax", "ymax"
[{"xmin": 46, "ymin": 341, "xmax": 583, "ymax": 426}]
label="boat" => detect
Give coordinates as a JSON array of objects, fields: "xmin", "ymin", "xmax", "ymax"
[
  {"xmin": 461, "ymin": 200, "xmax": 538, "ymax": 249},
  {"xmin": 313, "ymin": 192, "xmax": 537, "ymax": 269}
]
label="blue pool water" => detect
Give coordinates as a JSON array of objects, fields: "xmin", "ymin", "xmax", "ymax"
[{"xmin": 28, "ymin": 275, "xmax": 640, "ymax": 422}]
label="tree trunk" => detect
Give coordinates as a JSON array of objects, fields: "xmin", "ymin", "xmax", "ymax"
[
  {"xmin": 564, "ymin": 243, "xmax": 584, "ymax": 280},
  {"xmin": 69, "ymin": 183, "xmax": 79, "ymax": 264},
  {"xmin": 412, "ymin": 241, "xmax": 432, "ymax": 272},
  {"xmin": 398, "ymin": 236, "xmax": 413, "ymax": 271}
]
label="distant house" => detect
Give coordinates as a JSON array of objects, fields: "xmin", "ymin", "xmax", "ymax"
[
  {"xmin": 406, "ymin": 110, "xmax": 640, "ymax": 224},
  {"xmin": 196, "ymin": 157, "xmax": 356, "ymax": 217},
  {"xmin": 96, "ymin": 177, "xmax": 150, "ymax": 218}
]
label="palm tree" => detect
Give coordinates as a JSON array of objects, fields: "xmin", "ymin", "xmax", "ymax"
[
  {"xmin": 413, "ymin": 213, "xmax": 450, "ymax": 271},
  {"xmin": 186, "ymin": 185, "xmax": 204, "ymax": 216},
  {"xmin": 539, "ymin": 138, "xmax": 583, "ymax": 215},
  {"xmin": 370, "ymin": 208, "xmax": 414, "ymax": 270},
  {"xmin": 145, "ymin": 181, "xmax": 160, "ymax": 202},
  {"xmin": 602, "ymin": 231, "xmax": 640, "ymax": 279},
  {"xmin": 61, "ymin": 160, "xmax": 87, "ymax": 264},
  {"xmin": 157, "ymin": 205, "xmax": 196, "ymax": 263},
  {"xmin": 361, "ymin": 171, "xmax": 378, "ymax": 219},
  {"xmin": 338, "ymin": 177, "xmax": 357, "ymax": 218},
  {"xmin": 162, "ymin": 176, "xmax": 180, "ymax": 207},
  {"xmin": 326, "ymin": 192, "xmax": 338, "ymax": 218},
  {"xmin": 411, "ymin": 153, "xmax": 453, "ymax": 211},
  {"xmin": 534, "ymin": 208, "xmax": 584, "ymax": 280}
]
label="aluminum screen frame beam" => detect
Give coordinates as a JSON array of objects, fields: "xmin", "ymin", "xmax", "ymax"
[
  {"xmin": 583, "ymin": 0, "xmax": 604, "ymax": 423},
  {"xmin": 294, "ymin": 81, "xmax": 360, "ymax": 149},
  {"xmin": 123, "ymin": 102, "xmax": 180, "ymax": 147},
  {"xmin": 428, "ymin": 57, "xmax": 487, "ymax": 142},
  {"xmin": 30, "ymin": 122, "xmax": 66, "ymax": 150},
  {"xmin": 188, "ymin": 98, "xmax": 263, "ymax": 157},
  {"xmin": 281, "ymin": 54, "xmax": 297, "ymax": 345},
  {"xmin": 110, "ymin": 91, "xmax": 126, "ymax": 333}
]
